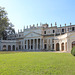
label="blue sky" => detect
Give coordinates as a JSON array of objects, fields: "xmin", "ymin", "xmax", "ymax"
[{"xmin": 0, "ymin": 0, "xmax": 75, "ymax": 32}]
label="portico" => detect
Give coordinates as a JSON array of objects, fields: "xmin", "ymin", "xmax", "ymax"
[{"xmin": 23, "ymin": 38, "xmax": 43, "ymax": 50}]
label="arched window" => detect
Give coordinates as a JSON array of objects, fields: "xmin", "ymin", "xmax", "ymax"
[
  {"xmin": 8, "ymin": 45, "xmax": 11, "ymax": 51},
  {"xmin": 3, "ymin": 45, "xmax": 6, "ymax": 51},
  {"xmin": 12, "ymin": 45, "xmax": 15, "ymax": 51}
]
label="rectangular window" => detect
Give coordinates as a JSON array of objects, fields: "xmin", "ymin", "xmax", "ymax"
[
  {"xmin": 62, "ymin": 29, "xmax": 64, "ymax": 32},
  {"xmin": 52, "ymin": 44, "xmax": 54, "ymax": 49},
  {"xmin": 19, "ymin": 35, "xmax": 21, "ymax": 37},
  {"xmin": 25, "ymin": 45, "xmax": 26, "ymax": 49},
  {"xmin": 44, "ymin": 31, "xmax": 46, "ymax": 34},
  {"xmin": 19, "ymin": 45, "xmax": 21, "ymax": 49},
  {"xmin": 72, "ymin": 27, "xmax": 74, "ymax": 31},
  {"xmin": 44, "ymin": 44, "xmax": 47, "ymax": 49},
  {"xmin": 53, "ymin": 30, "xmax": 55, "ymax": 33}
]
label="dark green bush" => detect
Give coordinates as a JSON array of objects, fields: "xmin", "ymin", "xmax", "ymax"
[{"xmin": 71, "ymin": 46, "xmax": 75, "ymax": 56}]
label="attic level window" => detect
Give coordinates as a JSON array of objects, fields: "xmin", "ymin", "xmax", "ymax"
[
  {"xmin": 44, "ymin": 31, "xmax": 46, "ymax": 34},
  {"xmin": 62, "ymin": 29, "xmax": 64, "ymax": 32},
  {"xmin": 53, "ymin": 30, "xmax": 55, "ymax": 33}
]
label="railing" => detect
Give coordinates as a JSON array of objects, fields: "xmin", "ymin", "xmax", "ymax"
[{"xmin": 1, "ymin": 40, "xmax": 17, "ymax": 43}]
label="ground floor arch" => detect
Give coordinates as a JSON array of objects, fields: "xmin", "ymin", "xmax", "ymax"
[
  {"xmin": 8, "ymin": 45, "xmax": 11, "ymax": 51},
  {"xmin": 56, "ymin": 43, "xmax": 59, "ymax": 51},
  {"xmin": 3, "ymin": 45, "xmax": 6, "ymax": 51},
  {"xmin": 61, "ymin": 43, "xmax": 64, "ymax": 51},
  {"xmin": 72, "ymin": 41, "xmax": 75, "ymax": 48},
  {"xmin": 12, "ymin": 45, "xmax": 15, "ymax": 51}
]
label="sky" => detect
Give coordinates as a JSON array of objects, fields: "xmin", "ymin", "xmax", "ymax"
[{"xmin": 0, "ymin": 0, "xmax": 75, "ymax": 32}]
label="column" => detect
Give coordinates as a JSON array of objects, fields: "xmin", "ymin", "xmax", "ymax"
[
  {"xmin": 21, "ymin": 41, "xmax": 22, "ymax": 50},
  {"xmin": 50, "ymin": 39, "xmax": 52, "ymax": 50},
  {"xmin": 37, "ymin": 39, "xmax": 38, "ymax": 50},
  {"xmin": 64, "ymin": 42, "xmax": 66, "ymax": 51},
  {"xmin": 67, "ymin": 41, "xmax": 69, "ymax": 52},
  {"xmin": 54, "ymin": 43, "xmax": 56, "ymax": 51},
  {"xmin": 23, "ymin": 40, "xmax": 25, "ymax": 50},
  {"xmin": 40, "ymin": 39, "xmax": 41, "ymax": 50},
  {"xmin": 1, "ymin": 44, "xmax": 3, "ymax": 51},
  {"xmin": 15, "ymin": 45, "xmax": 16, "ymax": 51},
  {"xmin": 47, "ymin": 39, "xmax": 49, "ymax": 50},
  {"xmin": 11, "ymin": 45, "xmax": 13, "ymax": 51},
  {"xmin": 60, "ymin": 42, "xmax": 62, "ymax": 51},
  {"xmin": 30, "ymin": 39, "xmax": 31, "ymax": 50},
  {"xmin": 18, "ymin": 44, "xmax": 19, "ymax": 50},
  {"xmin": 6, "ymin": 45, "xmax": 8, "ymax": 51},
  {"xmin": 43, "ymin": 39, "xmax": 44, "ymax": 49},
  {"xmin": 26, "ymin": 40, "xmax": 28, "ymax": 50},
  {"xmin": 33, "ymin": 39, "xmax": 35, "ymax": 50},
  {"xmin": 69, "ymin": 41, "xmax": 71, "ymax": 52},
  {"xmin": 41, "ymin": 39, "xmax": 43, "ymax": 49}
]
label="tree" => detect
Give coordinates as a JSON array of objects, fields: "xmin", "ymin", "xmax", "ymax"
[
  {"xmin": 2, "ymin": 22, "xmax": 15, "ymax": 40},
  {"xmin": 71, "ymin": 46, "xmax": 75, "ymax": 56},
  {"xmin": 2, "ymin": 30, "xmax": 7, "ymax": 40},
  {"xmin": 0, "ymin": 6, "xmax": 15, "ymax": 40},
  {"xmin": 0, "ymin": 7, "xmax": 9, "ymax": 36}
]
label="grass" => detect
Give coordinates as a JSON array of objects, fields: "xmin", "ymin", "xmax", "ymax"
[{"xmin": 0, "ymin": 51, "xmax": 75, "ymax": 75}]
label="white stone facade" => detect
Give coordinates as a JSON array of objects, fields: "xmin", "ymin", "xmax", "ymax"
[{"xmin": 0, "ymin": 23, "xmax": 75, "ymax": 52}]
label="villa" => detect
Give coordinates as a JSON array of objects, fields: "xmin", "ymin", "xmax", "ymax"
[{"xmin": 0, "ymin": 22, "xmax": 75, "ymax": 52}]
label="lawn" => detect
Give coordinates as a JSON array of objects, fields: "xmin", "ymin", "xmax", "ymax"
[{"xmin": 0, "ymin": 51, "xmax": 75, "ymax": 75}]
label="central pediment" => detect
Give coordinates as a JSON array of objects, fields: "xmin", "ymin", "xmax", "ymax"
[{"xmin": 24, "ymin": 32, "xmax": 42, "ymax": 38}]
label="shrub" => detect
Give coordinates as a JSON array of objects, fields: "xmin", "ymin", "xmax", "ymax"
[{"xmin": 71, "ymin": 46, "xmax": 75, "ymax": 56}]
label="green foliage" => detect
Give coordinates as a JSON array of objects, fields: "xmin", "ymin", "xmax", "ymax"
[
  {"xmin": 0, "ymin": 6, "xmax": 15, "ymax": 38},
  {"xmin": 0, "ymin": 7, "xmax": 9, "ymax": 36},
  {"xmin": 0, "ymin": 52, "xmax": 75, "ymax": 75},
  {"xmin": 71, "ymin": 46, "xmax": 75, "ymax": 56}
]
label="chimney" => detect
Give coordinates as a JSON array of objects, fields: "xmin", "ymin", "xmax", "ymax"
[
  {"xmin": 65, "ymin": 23, "xmax": 66, "ymax": 26},
  {"xmin": 23, "ymin": 26, "xmax": 25, "ymax": 31},
  {"xmin": 33, "ymin": 24, "xmax": 35, "ymax": 27},
  {"xmin": 37, "ymin": 23, "xmax": 38, "ymax": 27},
  {"xmin": 51, "ymin": 23, "xmax": 52, "ymax": 27},
  {"xmin": 27, "ymin": 26, "xmax": 28, "ymax": 29},
  {"xmin": 65, "ymin": 23, "xmax": 66, "ymax": 33},
  {"xmin": 55, "ymin": 22, "xmax": 57, "ymax": 26},
  {"xmin": 70, "ymin": 22, "xmax": 72, "ymax": 31},
  {"xmin": 60, "ymin": 24, "xmax": 61, "ymax": 27},
  {"xmin": 30, "ymin": 25, "xmax": 31, "ymax": 28},
  {"xmin": 70, "ymin": 22, "xmax": 71, "ymax": 26},
  {"xmin": 18, "ymin": 29, "xmax": 19, "ymax": 33}
]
